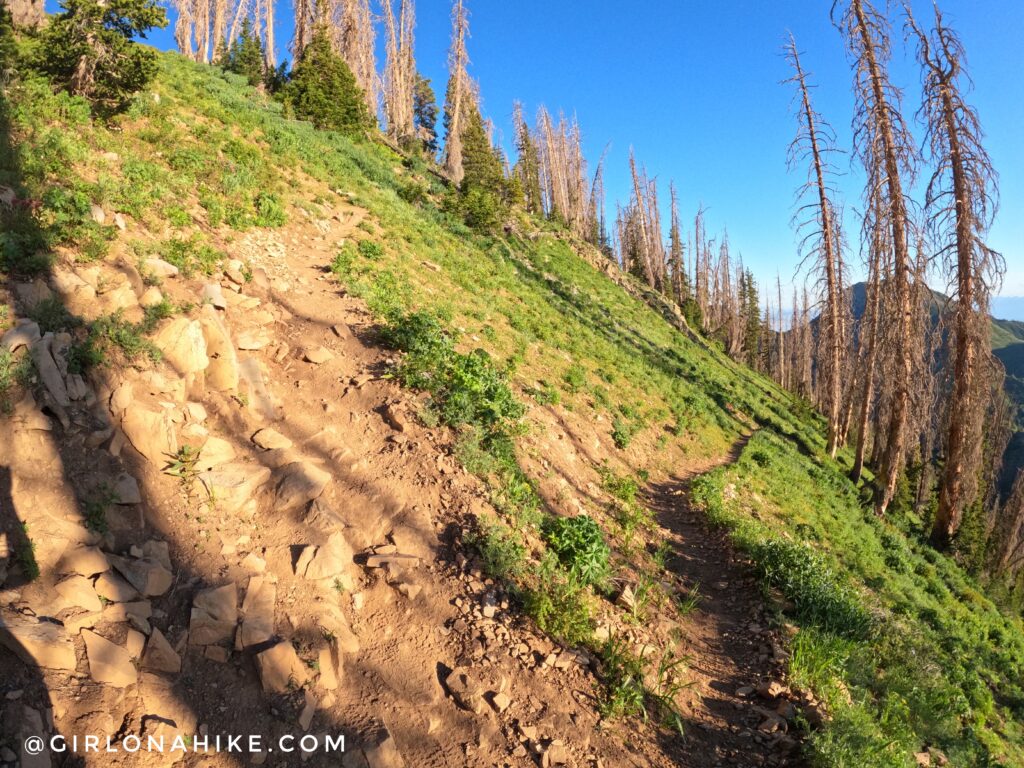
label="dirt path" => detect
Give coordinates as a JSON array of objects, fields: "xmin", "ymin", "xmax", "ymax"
[
  {"xmin": 0, "ymin": 173, "xmax": 812, "ymax": 768},
  {"xmin": 645, "ymin": 435, "xmax": 804, "ymax": 768}
]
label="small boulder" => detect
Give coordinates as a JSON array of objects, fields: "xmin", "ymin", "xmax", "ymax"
[
  {"xmin": 57, "ymin": 545, "xmax": 110, "ymax": 577},
  {"xmin": 252, "ymin": 428, "xmax": 292, "ymax": 451},
  {"xmin": 144, "ymin": 259, "xmax": 179, "ymax": 278},
  {"xmin": 121, "ymin": 406, "xmax": 178, "ymax": 465},
  {"xmin": 199, "ymin": 463, "xmax": 271, "ymax": 513},
  {"xmin": 198, "ymin": 305, "xmax": 239, "ymax": 391},
  {"xmin": 1, "ymin": 320, "xmax": 41, "ymax": 352},
  {"xmin": 94, "ymin": 571, "xmax": 140, "ymax": 603},
  {"xmin": 203, "ymin": 283, "xmax": 227, "ymax": 310},
  {"xmin": 112, "ymin": 473, "xmax": 142, "ymax": 505},
  {"xmin": 299, "ymin": 532, "xmax": 355, "ymax": 583},
  {"xmin": 153, "ymin": 318, "xmax": 209, "ymax": 375},
  {"xmin": 303, "ymin": 346, "xmax": 335, "ymax": 364},
  {"xmin": 256, "ymin": 641, "xmax": 308, "ymax": 694}
]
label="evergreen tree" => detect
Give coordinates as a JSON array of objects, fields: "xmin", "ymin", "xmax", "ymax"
[
  {"xmin": 742, "ymin": 269, "xmax": 761, "ymax": 367},
  {"xmin": 223, "ymin": 17, "xmax": 266, "ymax": 87},
  {"xmin": 37, "ymin": 0, "xmax": 167, "ymax": 114},
  {"xmin": 286, "ymin": 25, "xmax": 372, "ymax": 135},
  {"xmin": 413, "ymin": 74, "xmax": 439, "ymax": 155},
  {"xmin": 459, "ymin": 102, "xmax": 505, "ymax": 230}
]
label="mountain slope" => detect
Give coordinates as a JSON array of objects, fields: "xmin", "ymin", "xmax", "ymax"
[{"xmin": 1, "ymin": 50, "xmax": 1023, "ymax": 768}]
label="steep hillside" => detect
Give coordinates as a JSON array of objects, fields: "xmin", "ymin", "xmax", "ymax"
[{"xmin": 1, "ymin": 50, "xmax": 1024, "ymax": 768}]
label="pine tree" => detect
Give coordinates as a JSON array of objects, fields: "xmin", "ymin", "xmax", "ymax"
[
  {"xmin": 513, "ymin": 102, "xmax": 543, "ymax": 215},
  {"xmin": 287, "ymin": 24, "xmax": 372, "ymax": 134},
  {"xmin": 413, "ymin": 74, "xmax": 439, "ymax": 154},
  {"xmin": 223, "ymin": 16, "xmax": 266, "ymax": 86},
  {"xmin": 458, "ymin": 101, "xmax": 505, "ymax": 230},
  {"xmin": 38, "ymin": 0, "xmax": 167, "ymax": 114}
]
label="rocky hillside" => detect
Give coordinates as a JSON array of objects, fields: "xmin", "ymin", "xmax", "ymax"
[{"xmin": 1, "ymin": 51, "xmax": 1024, "ymax": 768}]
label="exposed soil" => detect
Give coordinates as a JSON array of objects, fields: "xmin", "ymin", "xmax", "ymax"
[{"xmin": 1, "ymin": 196, "xmax": 805, "ymax": 768}]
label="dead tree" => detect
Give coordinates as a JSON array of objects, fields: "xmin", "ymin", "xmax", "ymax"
[
  {"xmin": 906, "ymin": 6, "xmax": 1004, "ymax": 544},
  {"xmin": 834, "ymin": 0, "xmax": 920, "ymax": 513},
  {"xmin": 786, "ymin": 35, "xmax": 849, "ymax": 456},
  {"xmin": 442, "ymin": 0, "xmax": 470, "ymax": 183},
  {"xmin": 382, "ymin": 0, "xmax": 416, "ymax": 142}
]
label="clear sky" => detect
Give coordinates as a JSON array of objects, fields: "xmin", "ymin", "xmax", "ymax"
[{"xmin": 50, "ymin": 0, "xmax": 1024, "ymax": 303}]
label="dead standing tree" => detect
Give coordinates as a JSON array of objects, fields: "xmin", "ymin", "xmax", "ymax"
[
  {"xmin": 334, "ymin": 0, "xmax": 377, "ymax": 116},
  {"xmin": 834, "ymin": 0, "xmax": 920, "ymax": 514},
  {"xmin": 382, "ymin": 0, "xmax": 416, "ymax": 143},
  {"xmin": 785, "ymin": 35, "xmax": 850, "ymax": 457},
  {"xmin": 906, "ymin": 6, "xmax": 1004, "ymax": 544},
  {"xmin": 442, "ymin": 0, "xmax": 470, "ymax": 183}
]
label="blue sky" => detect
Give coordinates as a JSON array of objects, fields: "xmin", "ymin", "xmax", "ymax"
[{"xmin": 52, "ymin": 0, "xmax": 1024, "ymax": 305}]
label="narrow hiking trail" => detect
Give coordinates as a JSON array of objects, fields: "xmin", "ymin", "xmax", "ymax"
[
  {"xmin": 1, "ymin": 192, "xmax": 802, "ymax": 768},
  {"xmin": 646, "ymin": 436, "xmax": 806, "ymax": 767}
]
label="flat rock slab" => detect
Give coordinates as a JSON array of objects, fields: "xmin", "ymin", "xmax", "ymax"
[
  {"xmin": 0, "ymin": 614, "xmax": 77, "ymax": 671},
  {"xmin": 239, "ymin": 577, "xmax": 276, "ymax": 650},
  {"xmin": 108, "ymin": 554, "xmax": 173, "ymax": 597},
  {"xmin": 274, "ymin": 462, "xmax": 331, "ymax": 511},
  {"xmin": 199, "ymin": 463, "xmax": 271, "ymax": 513},
  {"xmin": 142, "ymin": 628, "xmax": 181, "ymax": 674},
  {"xmin": 189, "ymin": 583, "xmax": 238, "ymax": 646},
  {"xmin": 83, "ymin": 630, "xmax": 137, "ymax": 687},
  {"xmin": 55, "ymin": 575, "xmax": 103, "ymax": 613}
]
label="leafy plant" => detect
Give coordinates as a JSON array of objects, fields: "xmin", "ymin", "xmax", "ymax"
[{"xmin": 542, "ymin": 514, "xmax": 611, "ymax": 588}]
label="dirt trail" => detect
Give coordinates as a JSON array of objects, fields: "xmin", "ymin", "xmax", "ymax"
[
  {"xmin": 646, "ymin": 435, "xmax": 804, "ymax": 768},
  {"xmin": 1, "ymin": 194, "xmax": 801, "ymax": 768}
]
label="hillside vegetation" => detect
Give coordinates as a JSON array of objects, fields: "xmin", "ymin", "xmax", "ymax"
[{"xmin": 3, "ymin": 46, "xmax": 1024, "ymax": 767}]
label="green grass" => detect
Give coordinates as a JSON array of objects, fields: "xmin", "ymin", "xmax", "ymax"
[
  {"xmin": 692, "ymin": 430, "xmax": 1024, "ymax": 766},
  {"xmin": 6, "ymin": 46, "xmax": 1024, "ymax": 765}
]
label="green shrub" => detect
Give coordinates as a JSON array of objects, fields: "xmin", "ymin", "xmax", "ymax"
[
  {"xmin": 524, "ymin": 554, "xmax": 593, "ymax": 646},
  {"xmin": 286, "ymin": 25, "xmax": 372, "ymax": 135},
  {"xmin": 36, "ymin": 0, "xmax": 167, "ymax": 114},
  {"xmin": 471, "ymin": 518, "xmax": 525, "ymax": 580},
  {"xmin": 381, "ymin": 309, "xmax": 524, "ymax": 437},
  {"xmin": 542, "ymin": 514, "xmax": 611, "ymax": 588}
]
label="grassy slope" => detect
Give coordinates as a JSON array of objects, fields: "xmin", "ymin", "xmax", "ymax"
[{"xmin": 4, "ymin": 50, "xmax": 1024, "ymax": 766}]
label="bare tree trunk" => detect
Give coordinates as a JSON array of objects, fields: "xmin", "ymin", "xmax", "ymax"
[
  {"xmin": 835, "ymin": 0, "xmax": 919, "ymax": 514},
  {"xmin": 442, "ymin": 0, "xmax": 469, "ymax": 184},
  {"xmin": 382, "ymin": 0, "xmax": 416, "ymax": 142},
  {"xmin": 786, "ymin": 36, "xmax": 848, "ymax": 455},
  {"xmin": 903, "ymin": 8, "xmax": 1004, "ymax": 543}
]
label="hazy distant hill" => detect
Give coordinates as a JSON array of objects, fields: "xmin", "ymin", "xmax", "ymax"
[{"xmin": 992, "ymin": 296, "xmax": 1024, "ymax": 322}]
